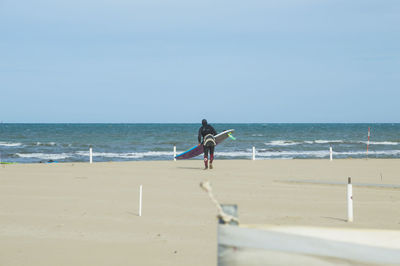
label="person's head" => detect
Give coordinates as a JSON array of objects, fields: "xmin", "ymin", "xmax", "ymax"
[{"xmin": 202, "ymin": 119, "xmax": 208, "ymax": 126}]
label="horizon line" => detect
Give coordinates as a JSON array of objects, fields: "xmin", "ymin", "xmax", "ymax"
[{"xmin": 1, "ymin": 122, "xmax": 400, "ymax": 124}]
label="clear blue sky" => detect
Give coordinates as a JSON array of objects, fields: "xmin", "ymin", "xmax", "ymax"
[{"xmin": 1, "ymin": 0, "xmax": 399, "ymax": 123}]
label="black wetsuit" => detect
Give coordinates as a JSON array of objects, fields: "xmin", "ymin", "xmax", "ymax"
[{"xmin": 198, "ymin": 123, "xmax": 217, "ymax": 167}]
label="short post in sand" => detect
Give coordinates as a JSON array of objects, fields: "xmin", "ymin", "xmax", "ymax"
[
  {"xmin": 330, "ymin": 146, "xmax": 333, "ymax": 161},
  {"xmin": 252, "ymin": 146, "xmax": 256, "ymax": 160},
  {"xmin": 366, "ymin": 127, "xmax": 370, "ymax": 158},
  {"xmin": 173, "ymin": 145, "xmax": 176, "ymax": 161},
  {"xmin": 139, "ymin": 185, "xmax": 143, "ymax": 217},
  {"xmin": 89, "ymin": 146, "xmax": 93, "ymax": 164},
  {"xmin": 347, "ymin": 177, "xmax": 353, "ymax": 222}
]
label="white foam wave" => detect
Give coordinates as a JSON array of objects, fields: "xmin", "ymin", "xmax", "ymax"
[
  {"xmin": 217, "ymin": 151, "xmax": 254, "ymax": 157},
  {"xmin": 95, "ymin": 152, "xmax": 144, "ymax": 159},
  {"xmin": 219, "ymin": 150, "xmax": 331, "ymax": 158},
  {"xmin": 35, "ymin": 142, "xmax": 57, "ymax": 146},
  {"xmin": 266, "ymin": 141, "xmax": 298, "ymax": 146},
  {"xmin": 76, "ymin": 151, "xmax": 174, "ymax": 159},
  {"xmin": 12, "ymin": 149, "xmax": 400, "ymax": 161},
  {"xmin": 0, "ymin": 142, "xmax": 22, "ymax": 147},
  {"xmin": 266, "ymin": 140, "xmax": 399, "ymax": 146},
  {"xmin": 336, "ymin": 150, "xmax": 400, "ymax": 156},
  {"xmin": 362, "ymin": 141, "xmax": 399, "ymax": 145},
  {"xmin": 265, "ymin": 140, "xmax": 345, "ymax": 146},
  {"xmin": 273, "ymin": 150, "xmax": 399, "ymax": 157},
  {"xmin": 256, "ymin": 150, "xmax": 329, "ymax": 158},
  {"xmin": 220, "ymin": 149, "xmax": 400, "ymax": 158},
  {"xmin": 313, "ymin": 140, "xmax": 344, "ymax": 144},
  {"xmin": 16, "ymin": 153, "xmax": 72, "ymax": 160}
]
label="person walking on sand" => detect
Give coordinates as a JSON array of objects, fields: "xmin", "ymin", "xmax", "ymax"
[{"xmin": 198, "ymin": 119, "xmax": 217, "ymax": 170}]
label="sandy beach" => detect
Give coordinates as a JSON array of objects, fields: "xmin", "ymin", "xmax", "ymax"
[{"xmin": 1, "ymin": 159, "xmax": 400, "ymax": 265}]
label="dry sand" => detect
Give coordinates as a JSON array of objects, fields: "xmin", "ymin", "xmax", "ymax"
[{"xmin": 1, "ymin": 159, "xmax": 400, "ymax": 265}]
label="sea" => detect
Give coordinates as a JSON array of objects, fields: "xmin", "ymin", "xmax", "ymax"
[{"xmin": 0, "ymin": 123, "xmax": 400, "ymax": 163}]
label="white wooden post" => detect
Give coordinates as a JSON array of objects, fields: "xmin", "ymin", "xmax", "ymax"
[
  {"xmin": 139, "ymin": 185, "xmax": 143, "ymax": 217},
  {"xmin": 347, "ymin": 177, "xmax": 353, "ymax": 222},
  {"xmin": 330, "ymin": 146, "xmax": 333, "ymax": 161},
  {"xmin": 173, "ymin": 145, "xmax": 176, "ymax": 161},
  {"xmin": 252, "ymin": 146, "xmax": 256, "ymax": 160},
  {"xmin": 89, "ymin": 146, "xmax": 93, "ymax": 164},
  {"xmin": 367, "ymin": 127, "xmax": 370, "ymax": 157}
]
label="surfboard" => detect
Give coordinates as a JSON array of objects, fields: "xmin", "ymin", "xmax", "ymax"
[{"xmin": 175, "ymin": 129, "xmax": 235, "ymax": 160}]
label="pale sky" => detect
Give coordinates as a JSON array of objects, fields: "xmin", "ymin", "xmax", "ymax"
[{"xmin": 0, "ymin": 0, "xmax": 399, "ymax": 123}]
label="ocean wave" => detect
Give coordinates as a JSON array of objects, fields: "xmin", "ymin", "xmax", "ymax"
[
  {"xmin": 264, "ymin": 140, "xmax": 344, "ymax": 146},
  {"xmin": 264, "ymin": 150, "xmax": 400, "ymax": 157},
  {"xmin": 265, "ymin": 141, "xmax": 299, "ymax": 146},
  {"xmin": 217, "ymin": 151, "xmax": 255, "ymax": 157},
  {"xmin": 94, "ymin": 152, "xmax": 144, "ymax": 159},
  {"xmin": 265, "ymin": 139, "xmax": 400, "ymax": 147},
  {"xmin": 336, "ymin": 150, "xmax": 400, "ymax": 156},
  {"xmin": 76, "ymin": 151, "xmax": 174, "ymax": 159},
  {"xmin": 361, "ymin": 141, "xmax": 399, "ymax": 145},
  {"xmin": 16, "ymin": 153, "xmax": 73, "ymax": 160},
  {"xmin": 220, "ymin": 149, "xmax": 400, "ymax": 158},
  {"xmin": 8, "ymin": 149, "xmax": 400, "ymax": 161},
  {"xmin": 257, "ymin": 150, "xmax": 329, "ymax": 158},
  {"xmin": 35, "ymin": 142, "xmax": 57, "ymax": 146},
  {"xmin": 213, "ymin": 150, "xmax": 329, "ymax": 158},
  {"xmin": 0, "ymin": 142, "xmax": 22, "ymax": 147},
  {"xmin": 313, "ymin": 140, "xmax": 344, "ymax": 144}
]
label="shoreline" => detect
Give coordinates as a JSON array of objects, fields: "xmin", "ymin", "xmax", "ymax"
[{"xmin": 3, "ymin": 157, "xmax": 400, "ymax": 164}]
